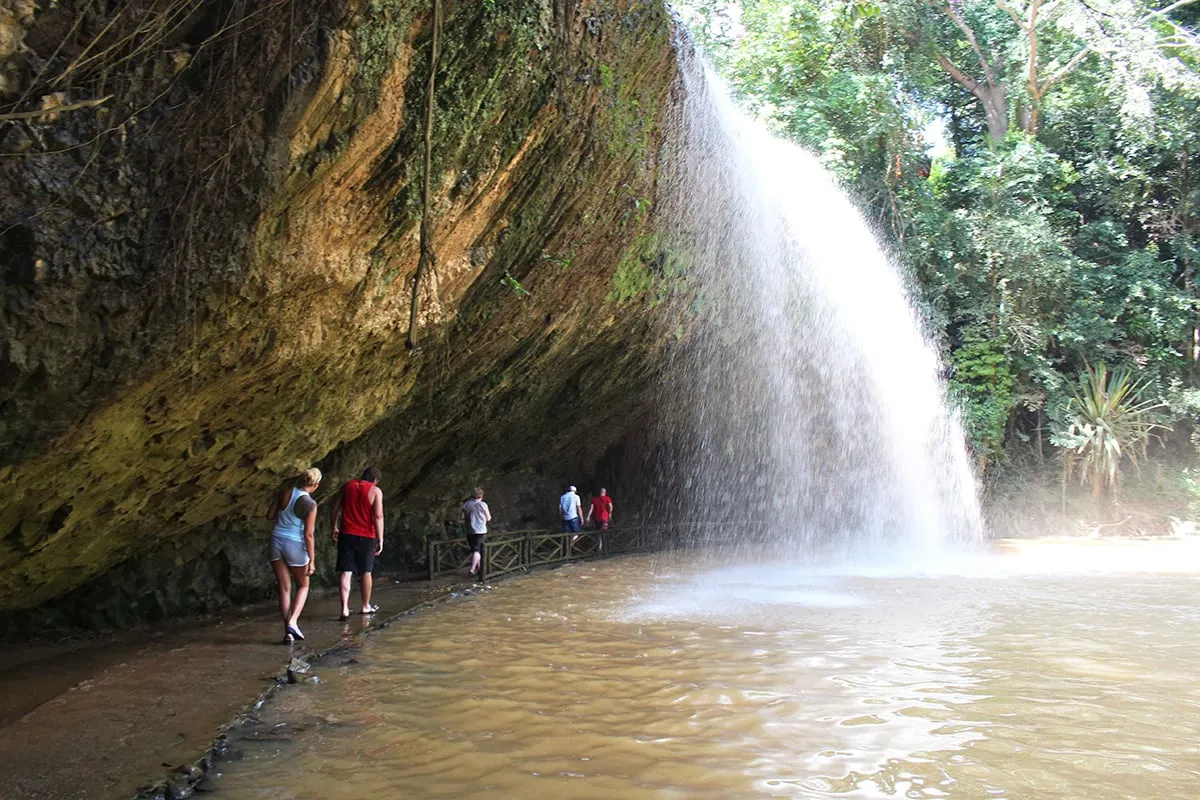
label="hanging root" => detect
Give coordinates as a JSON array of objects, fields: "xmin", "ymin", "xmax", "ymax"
[{"xmin": 405, "ymin": 0, "xmax": 441, "ymax": 350}]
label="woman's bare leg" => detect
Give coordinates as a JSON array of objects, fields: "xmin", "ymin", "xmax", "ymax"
[
  {"xmin": 286, "ymin": 565, "xmax": 310, "ymax": 628},
  {"xmin": 271, "ymin": 559, "xmax": 292, "ymax": 624}
]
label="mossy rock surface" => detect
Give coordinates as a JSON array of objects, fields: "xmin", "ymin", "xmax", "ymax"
[{"xmin": 0, "ymin": 0, "xmax": 686, "ymax": 630}]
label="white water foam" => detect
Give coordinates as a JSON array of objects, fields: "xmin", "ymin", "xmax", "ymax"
[{"xmin": 656, "ymin": 43, "xmax": 982, "ymax": 561}]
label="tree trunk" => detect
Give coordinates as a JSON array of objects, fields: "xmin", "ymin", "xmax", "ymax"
[
  {"xmin": 1035, "ymin": 407, "xmax": 1044, "ymax": 467},
  {"xmin": 933, "ymin": 54, "xmax": 1008, "ymax": 147},
  {"xmin": 981, "ymin": 82, "xmax": 1008, "ymax": 146},
  {"xmin": 1183, "ymin": 147, "xmax": 1198, "ymax": 368}
]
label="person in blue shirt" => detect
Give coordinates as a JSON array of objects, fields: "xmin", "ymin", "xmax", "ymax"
[
  {"xmin": 265, "ymin": 467, "xmax": 320, "ymax": 644},
  {"xmin": 559, "ymin": 485, "xmax": 582, "ymax": 533}
]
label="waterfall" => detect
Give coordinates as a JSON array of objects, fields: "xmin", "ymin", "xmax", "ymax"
[{"xmin": 654, "ymin": 44, "xmax": 982, "ymax": 560}]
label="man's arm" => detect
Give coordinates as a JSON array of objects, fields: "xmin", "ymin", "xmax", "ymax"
[
  {"xmin": 585, "ymin": 501, "xmax": 593, "ymax": 524},
  {"xmin": 330, "ymin": 490, "xmax": 343, "ymax": 540},
  {"xmin": 484, "ymin": 502, "xmax": 492, "ymax": 523},
  {"xmin": 372, "ymin": 486, "xmax": 384, "ymax": 555}
]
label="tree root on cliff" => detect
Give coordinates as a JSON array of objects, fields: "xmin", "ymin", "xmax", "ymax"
[{"xmin": 406, "ymin": 0, "xmax": 442, "ymax": 350}]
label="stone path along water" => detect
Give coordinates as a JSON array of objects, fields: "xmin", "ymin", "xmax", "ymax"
[{"xmin": 0, "ymin": 577, "xmax": 462, "ymax": 800}]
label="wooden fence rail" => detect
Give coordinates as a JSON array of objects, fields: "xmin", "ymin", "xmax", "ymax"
[{"xmin": 427, "ymin": 523, "xmax": 718, "ymax": 582}]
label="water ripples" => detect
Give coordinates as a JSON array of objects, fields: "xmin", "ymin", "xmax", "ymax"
[{"xmin": 211, "ymin": 549, "xmax": 1200, "ymax": 799}]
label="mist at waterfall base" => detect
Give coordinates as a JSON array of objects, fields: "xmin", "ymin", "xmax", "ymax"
[{"xmin": 646, "ymin": 47, "xmax": 981, "ymax": 567}]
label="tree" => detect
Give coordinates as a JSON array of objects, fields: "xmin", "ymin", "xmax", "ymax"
[
  {"xmin": 903, "ymin": 0, "xmax": 1200, "ymax": 146},
  {"xmin": 683, "ymin": 0, "xmax": 1200, "ymax": 469}
]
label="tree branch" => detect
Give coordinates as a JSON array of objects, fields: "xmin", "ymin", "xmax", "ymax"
[
  {"xmin": 1140, "ymin": 0, "xmax": 1200, "ymax": 23},
  {"xmin": 939, "ymin": 3, "xmax": 1001, "ymax": 86},
  {"xmin": 1038, "ymin": 45, "xmax": 1092, "ymax": 93},
  {"xmin": 935, "ymin": 52, "xmax": 983, "ymax": 94},
  {"xmin": 50, "ymin": 7, "xmax": 126, "ymax": 88},
  {"xmin": 995, "ymin": 0, "xmax": 1028, "ymax": 31},
  {"xmin": 1027, "ymin": 0, "xmax": 1042, "ymax": 103},
  {"xmin": 0, "ymin": 95, "xmax": 113, "ymax": 121}
]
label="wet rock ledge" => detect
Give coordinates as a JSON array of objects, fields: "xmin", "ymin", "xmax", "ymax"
[
  {"xmin": 0, "ymin": 0, "xmax": 688, "ymax": 631},
  {"xmin": 0, "ymin": 577, "xmax": 462, "ymax": 799}
]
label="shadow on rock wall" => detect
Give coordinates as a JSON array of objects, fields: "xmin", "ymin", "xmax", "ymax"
[{"xmin": 0, "ymin": 0, "xmax": 689, "ymax": 632}]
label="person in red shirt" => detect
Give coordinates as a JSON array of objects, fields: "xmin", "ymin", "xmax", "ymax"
[
  {"xmin": 331, "ymin": 466, "xmax": 384, "ymax": 620},
  {"xmin": 585, "ymin": 488, "xmax": 614, "ymax": 530}
]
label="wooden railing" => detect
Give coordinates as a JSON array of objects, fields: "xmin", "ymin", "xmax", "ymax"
[{"xmin": 427, "ymin": 523, "xmax": 707, "ymax": 582}]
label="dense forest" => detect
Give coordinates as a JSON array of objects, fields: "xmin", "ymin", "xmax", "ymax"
[{"xmin": 683, "ymin": 0, "xmax": 1199, "ymax": 505}]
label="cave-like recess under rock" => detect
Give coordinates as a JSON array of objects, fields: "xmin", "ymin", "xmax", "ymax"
[{"xmin": 0, "ymin": 0, "xmax": 692, "ymax": 629}]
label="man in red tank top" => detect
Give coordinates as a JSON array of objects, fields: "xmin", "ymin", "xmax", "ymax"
[
  {"xmin": 331, "ymin": 466, "xmax": 384, "ymax": 620},
  {"xmin": 586, "ymin": 488, "xmax": 614, "ymax": 529}
]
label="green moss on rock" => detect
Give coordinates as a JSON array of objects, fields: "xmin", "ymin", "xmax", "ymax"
[
  {"xmin": 609, "ymin": 231, "xmax": 692, "ymax": 304},
  {"xmin": 0, "ymin": 0, "xmax": 682, "ymax": 631}
]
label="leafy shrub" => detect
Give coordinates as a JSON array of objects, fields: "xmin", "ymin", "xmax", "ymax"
[{"xmin": 1050, "ymin": 362, "xmax": 1166, "ymax": 502}]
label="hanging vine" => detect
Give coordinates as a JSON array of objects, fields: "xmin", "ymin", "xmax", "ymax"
[{"xmin": 405, "ymin": 0, "xmax": 441, "ymax": 350}]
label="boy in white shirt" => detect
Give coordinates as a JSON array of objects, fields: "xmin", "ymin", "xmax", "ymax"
[{"xmin": 462, "ymin": 487, "xmax": 491, "ymax": 577}]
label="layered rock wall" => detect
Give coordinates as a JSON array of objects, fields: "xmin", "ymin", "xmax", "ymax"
[{"xmin": 0, "ymin": 0, "xmax": 687, "ymax": 627}]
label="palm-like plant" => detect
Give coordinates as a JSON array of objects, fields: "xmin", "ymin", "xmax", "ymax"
[{"xmin": 1050, "ymin": 363, "xmax": 1166, "ymax": 503}]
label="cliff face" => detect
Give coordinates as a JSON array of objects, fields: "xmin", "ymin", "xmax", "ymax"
[{"xmin": 0, "ymin": 0, "xmax": 686, "ymax": 626}]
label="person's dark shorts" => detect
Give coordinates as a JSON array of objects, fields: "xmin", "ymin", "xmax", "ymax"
[
  {"xmin": 336, "ymin": 534, "xmax": 376, "ymax": 576},
  {"xmin": 465, "ymin": 533, "xmax": 485, "ymax": 554},
  {"xmin": 562, "ymin": 517, "xmax": 581, "ymax": 533}
]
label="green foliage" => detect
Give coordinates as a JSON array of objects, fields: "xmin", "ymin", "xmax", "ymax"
[
  {"xmin": 1183, "ymin": 466, "xmax": 1200, "ymax": 519},
  {"xmin": 1050, "ymin": 363, "xmax": 1167, "ymax": 501},
  {"xmin": 540, "ymin": 249, "xmax": 576, "ymax": 270},
  {"xmin": 352, "ymin": 1, "xmax": 419, "ymax": 118},
  {"xmin": 600, "ymin": 73, "xmax": 655, "ymax": 160},
  {"xmin": 381, "ymin": 0, "xmax": 560, "ymax": 226},
  {"xmin": 949, "ymin": 331, "xmax": 1017, "ymax": 465},
  {"xmin": 609, "ymin": 234, "xmax": 691, "ymax": 304},
  {"xmin": 610, "ymin": 256, "xmax": 655, "ymax": 303},
  {"xmin": 687, "ymin": 0, "xmax": 923, "ymax": 203},
  {"xmin": 500, "ymin": 270, "xmax": 531, "ymax": 298},
  {"xmin": 686, "ymin": 0, "xmax": 1200, "ymax": 472}
]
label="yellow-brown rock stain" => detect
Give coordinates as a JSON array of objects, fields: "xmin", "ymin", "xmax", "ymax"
[{"xmin": 0, "ymin": 0, "xmax": 682, "ymax": 618}]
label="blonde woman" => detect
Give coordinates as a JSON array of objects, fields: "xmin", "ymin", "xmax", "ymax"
[{"xmin": 266, "ymin": 467, "xmax": 320, "ymax": 643}]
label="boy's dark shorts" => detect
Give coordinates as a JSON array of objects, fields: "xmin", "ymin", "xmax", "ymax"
[
  {"xmin": 336, "ymin": 534, "xmax": 376, "ymax": 575},
  {"xmin": 465, "ymin": 533, "xmax": 485, "ymax": 554}
]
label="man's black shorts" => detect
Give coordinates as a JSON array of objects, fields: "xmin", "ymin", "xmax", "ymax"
[
  {"xmin": 336, "ymin": 534, "xmax": 376, "ymax": 575},
  {"xmin": 465, "ymin": 533, "xmax": 485, "ymax": 554}
]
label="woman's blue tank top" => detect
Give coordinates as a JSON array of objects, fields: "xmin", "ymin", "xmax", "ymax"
[{"xmin": 272, "ymin": 487, "xmax": 309, "ymax": 542}]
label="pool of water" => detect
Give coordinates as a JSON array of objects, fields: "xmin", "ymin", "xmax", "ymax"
[{"xmin": 209, "ymin": 541, "xmax": 1200, "ymax": 799}]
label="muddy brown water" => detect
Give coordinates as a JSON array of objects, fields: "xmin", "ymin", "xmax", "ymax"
[
  {"xmin": 205, "ymin": 542, "xmax": 1200, "ymax": 799},
  {"xmin": 0, "ymin": 580, "xmax": 455, "ymax": 800}
]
